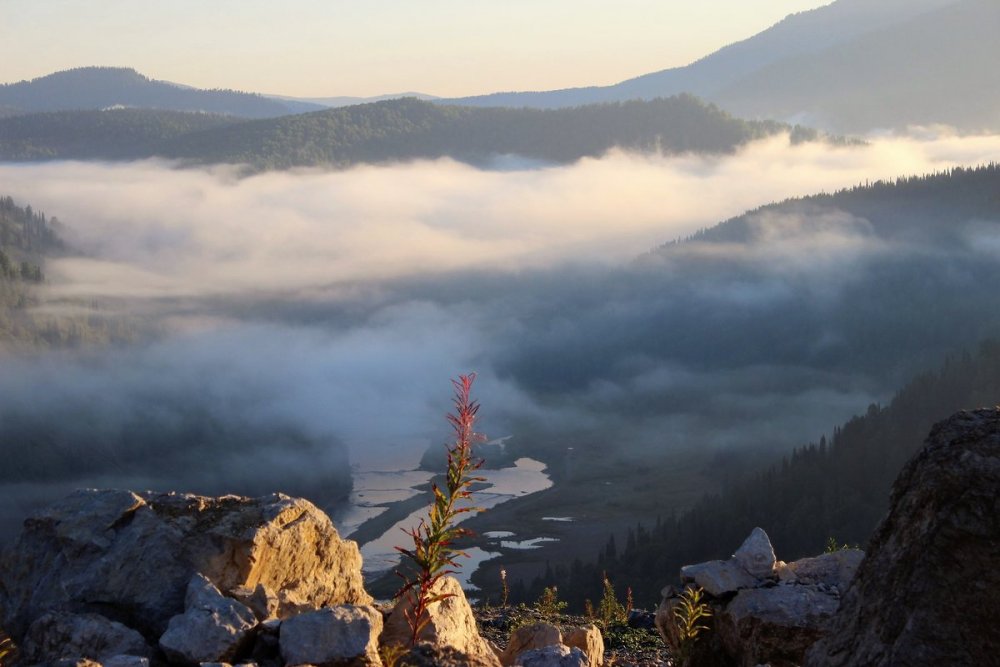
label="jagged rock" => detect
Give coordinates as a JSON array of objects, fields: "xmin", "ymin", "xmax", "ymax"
[
  {"xmin": 0, "ymin": 490, "xmax": 370, "ymax": 639},
  {"xmin": 159, "ymin": 574, "xmax": 257, "ymax": 664},
  {"xmin": 680, "ymin": 560, "xmax": 757, "ymax": 598},
  {"xmin": 22, "ymin": 611, "xmax": 152, "ymax": 663},
  {"xmin": 805, "ymin": 408, "xmax": 1000, "ymax": 666},
  {"xmin": 715, "ymin": 586, "xmax": 839, "ymax": 666},
  {"xmin": 732, "ymin": 527, "xmax": 777, "ymax": 578},
  {"xmin": 562, "ymin": 625, "xmax": 603, "ymax": 667},
  {"xmin": 784, "ymin": 549, "xmax": 863, "ymax": 587},
  {"xmin": 381, "ymin": 577, "xmax": 500, "ymax": 667},
  {"xmin": 279, "ymin": 605, "xmax": 382, "ymax": 667},
  {"xmin": 499, "ymin": 623, "xmax": 562, "ymax": 666},
  {"xmin": 103, "ymin": 656, "xmax": 151, "ymax": 667},
  {"xmin": 513, "ymin": 645, "xmax": 588, "ymax": 667},
  {"xmin": 230, "ymin": 584, "xmax": 279, "ymax": 622}
]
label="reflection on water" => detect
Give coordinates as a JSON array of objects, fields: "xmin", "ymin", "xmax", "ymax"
[
  {"xmin": 347, "ymin": 456, "xmax": 552, "ymax": 576},
  {"xmin": 500, "ymin": 536, "xmax": 559, "ymax": 550}
]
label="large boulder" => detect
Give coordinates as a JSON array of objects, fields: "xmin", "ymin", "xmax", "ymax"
[
  {"xmin": 500, "ymin": 623, "xmax": 562, "ymax": 666},
  {"xmin": 805, "ymin": 408, "xmax": 1000, "ymax": 666},
  {"xmin": 279, "ymin": 605, "xmax": 383, "ymax": 667},
  {"xmin": 381, "ymin": 576, "xmax": 501, "ymax": 667},
  {"xmin": 0, "ymin": 490, "xmax": 370, "ymax": 639},
  {"xmin": 657, "ymin": 527, "xmax": 858, "ymax": 667},
  {"xmin": 21, "ymin": 612, "xmax": 152, "ymax": 663},
  {"xmin": 514, "ymin": 645, "xmax": 589, "ymax": 667},
  {"xmin": 562, "ymin": 625, "xmax": 604, "ymax": 667},
  {"xmin": 158, "ymin": 574, "xmax": 257, "ymax": 664}
]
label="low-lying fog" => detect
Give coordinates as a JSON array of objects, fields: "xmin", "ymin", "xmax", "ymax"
[{"xmin": 2, "ymin": 130, "xmax": 999, "ymax": 540}]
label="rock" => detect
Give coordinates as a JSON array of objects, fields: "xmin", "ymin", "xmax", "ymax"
[
  {"xmin": 103, "ymin": 656, "xmax": 151, "ymax": 667},
  {"xmin": 732, "ymin": 527, "xmax": 777, "ymax": 578},
  {"xmin": 158, "ymin": 574, "xmax": 257, "ymax": 664},
  {"xmin": 625, "ymin": 609, "xmax": 656, "ymax": 630},
  {"xmin": 381, "ymin": 577, "xmax": 500, "ymax": 667},
  {"xmin": 0, "ymin": 490, "xmax": 370, "ymax": 639},
  {"xmin": 784, "ymin": 550, "xmax": 863, "ymax": 587},
  {"xmin": 562, "ymin": 625, "xmax": 604, "ymax": 667},
  {"xmin": 22, "ymin": 611, "xmax": 152, "ymax": 663},
  {"xmin": 805, "ymin": 408, "xmax": 1000, "ymax": 666},
  {"xmin": 514, "ymin": 645, "xmax": 588, "ymax": 667},
  {"xmin": 715, "ymin": 586, "xmax": 839, "ymax": 666},
  {"xmin": 279, "ymin": 605, "xmax": 382, "ymax": 667},
  {"xmin": 400, "ymin": 643, "xmax": 505, "ymax": 667},
  {"xmin": 499, "ymin": 623, "xmax": 562, "ymax": 666},
  {"xmin": 680, "ymin": 560, "xmax": 757, "ymax": 598}
]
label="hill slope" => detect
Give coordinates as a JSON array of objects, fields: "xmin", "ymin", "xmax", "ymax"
[
  {"xmin": 0, "ymin": 67, "xmax": 321, "ymax": 118},
  {"xmin": 0, "ymin": 96, "xmax": 821, "ymax": 169}
]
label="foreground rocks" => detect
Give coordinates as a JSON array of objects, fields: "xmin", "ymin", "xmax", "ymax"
[
  {"xmin": 805, "ymin": 408, "xmax": 1000, "ymax": 666},
  {"xmin": 656, "ymin": 527, "xmax": 862, "ymax": 667}
]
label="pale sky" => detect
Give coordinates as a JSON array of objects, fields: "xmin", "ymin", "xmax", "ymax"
[{"xmin": 1, "ymin": 0, "xmax": 829, "ymax": 98}]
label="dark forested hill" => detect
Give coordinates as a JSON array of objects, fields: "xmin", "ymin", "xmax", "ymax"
[
  {"xmin": 0, "ymin": 109, "xmax": 245, "ymax": 160},
  {"xmin": 0, "ymin": 67, "xmax": 320, "ymax": 118},
  {"xmin": 0, "ymin": 95, "xmax": 822, "ymax": 169}
]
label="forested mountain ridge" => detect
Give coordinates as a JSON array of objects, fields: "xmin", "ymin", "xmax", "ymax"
[
  {"xmin": 508, "ymin": 339, "xmax": 1000, "ymax": 610},
  {"xmin": 0, "ymin": 196, "xmax": 61, "ymax": 282},
  {"xmin": 0, "ymin": 67, "xmax": 321, "ymax": 118},
  {"xmin": 0, "ymin": 95, "xmax": 833, "ymax": 170}
]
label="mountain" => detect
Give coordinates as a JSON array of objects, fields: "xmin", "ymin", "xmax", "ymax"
[
  {"xmin": 268, "ymin": 91, "xmax": 440, "ymax": 108},
  {"xmin": 0, "ymin": 67, "xmax": 323, "ymax": 118},
  {"xmin": 0, "ymin": 95, "xmax": 827, "ymax": 169},
  {"xmin": 446, "ymin": 0, "xmax": 996, "ymax": 133},
  {"xmin": 0, "ymin": 108, "xmax": 245, "ymax": 160}
]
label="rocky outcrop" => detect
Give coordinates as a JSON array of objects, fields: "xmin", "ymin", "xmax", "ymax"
[
  {"xmin": 279, "ymin": 605, "xmax": 383, "ymax": 667},
  {"xmin": 381, "ymin": 576, "xmax": 501, "ymax": 667},
  {"xmin": 805, "ymin": 408, "xmax": 1000, "ymax": 666},
  {"xmin": 657, "ymin": 527, "xmax": 861, "ymax": 667},
  {"xmin": 0, "ymin": 490, "xmax": 371, "ymax": 640},
  {"xmin": 158, "ymin": 574, "xmax": 257, "ymax": 664}
]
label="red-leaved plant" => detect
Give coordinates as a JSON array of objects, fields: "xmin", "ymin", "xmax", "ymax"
[{"xmin": 394, "ymin": 373, "xmax": 486, "ymax": 646}]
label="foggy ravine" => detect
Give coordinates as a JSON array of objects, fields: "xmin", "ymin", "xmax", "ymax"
[{"xmin": 2, "ymin": 130, "xmax": 1000, "ymax": 542}]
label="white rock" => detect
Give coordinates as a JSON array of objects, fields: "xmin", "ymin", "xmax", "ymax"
[
  {"xmin": 514, "ymin": 645, "xmax": 589, "ymax": 667},
  {"xmin": 563, "ymin": 625, "xmax": 604, "ymax": 667},
  {"xmin": 158, "ymin": 574, "xmax": 257, "ymax": 664},
  {"xmin": 279, "ymin": 605, "xmax": 382, "ymax": 667},
  {"xmin": 786, "ymin": 550, "xmax": 864, "ymax": 587},
  {"xmin": 732, "ymin": 527, "xmax": 777, "ymax": 578},
  {"xmin": 680, "ymin": 560, "xmax": 758, "ymax": 597}
]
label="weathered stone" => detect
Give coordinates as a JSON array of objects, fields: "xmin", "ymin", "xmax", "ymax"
[
  {"xmin": 22, "ymin": 611, "xmax": 151, "ymax": 663},
  {"xmin": 500, "ymin": 623, "xmax": 562, "ymax": 666},
  {"xmin": 785, "ymin": 550, "xmax": 863, "ymax": 587},
  {"xmin": 230, "ymin": 584, "xmax": 279, "ymax": 622},
  {"xmin": 158, "ymin": 574, "xmax": 257, "ymax": 664},
  {"xmin": 279, "ymin": 605, "xmax": 382, "ymax": 667},
  {"xmin": 103, "ymin": 655, "xmax": 151, "ymax": 667},
  {"xmin": 562, "ymin": 625, "xmax": 603, "ymax": 667},
  {"xmin": 625, "ymin": 609, "xmax": 656, "ymax": 630},
  {"xmin": 0, "ymin": 490, "xmax": 370, "ymax": 639},
  {"xmin": 400, "ymin": 643, "xmax": 504, "ymax": 667},
  {"xmin": 732, "ymin": 527, "xmax": 777, "ymax": 578},
  {"xmin": 514, "ymin": 645, "xmax": 588, "ymax": 667},
  {"xmin": 680, "ymin": 560, "xmax": 757, "ymax": 598},
  {"xmin": 805, "ymin": 408, "xmax": 1000, "ymax": 666},
  {"xmin": 716, "ymin": 586, "xmax": 839, "ymax": 666},
  {"xmin": 381, "ymin": 577, "xmax": 500, "ymax": 667}
]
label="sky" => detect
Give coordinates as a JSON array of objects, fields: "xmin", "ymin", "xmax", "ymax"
[{"xmin": 1, "ymin": 0, "xmax": 829, "ymax": 98}]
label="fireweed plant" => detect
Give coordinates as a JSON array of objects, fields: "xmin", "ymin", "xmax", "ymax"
[{"xmin": 394, "ymin": 373, "xmax": 486, "ymax": 646}]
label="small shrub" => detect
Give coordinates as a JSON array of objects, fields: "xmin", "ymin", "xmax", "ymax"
[
  {"xmin": 673, "ymin": 586, "xmax": 711, "ymax": 666},
  {"xmin": 534, "ymin": 585, "xmax": 568, "ymax": 619},
  {"xmin": 824, "ymin": 536, "xmax": 859, "ymax": 553},
  {"xmin": 597, "ymin": 573, "xmax": 627, "ymax": 629},
  {"xmin": 394, "ymin": 374, "xmax": 486, "ymax": 646},
  {"xmin": 583, "ymin": 598, "xmax": 596, "ymax": 619}
]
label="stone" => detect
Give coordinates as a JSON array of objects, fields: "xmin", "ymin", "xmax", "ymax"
[
  {"xmin": 805, "ymin": 408, "xmax": 1000, "ymax": 666},
  {"xmin": 732, "ymin": 527, "xmax": 777, "ymax": 578},
  {"xmin": 279, "ymin": 605, "xmax": 382, "ymax": 667},
  {"xmin": 0, "ymin": 490, "xmax": 370, "ymax": 639},
  {"xmin": 499, "ymin": 623, "xmax": 562, "ymax": 666},
  {"xmin": 514, "ymin": 645, "xmax": 588, "ymax": 667},
  {"xmin": 715, "ymin": 586, "xmax": 839, "ymax": 666},
  {"xmin": 680, "ymin": 560, "xmax": 757, "ymax": 597},
  {"xmin": 625, "ymin": 609, "xmax": 656, "ymax": 630},
  {"xmin": 158, "ymin": 574, "xmax": 257, "ymax": 664},
  {"xmin": 400, "ymin": 643, "xmax": 505, "ymax": 667},
  {"xmin": 21, "ymin": 611, "xmax": 152, "ymax": 663},
  {"xmin": 381, "ymin": 577, "xmax": 501, "ymax": 667},
  {"xmin": 562, "ymin": 625, "xmax": 604, "ymax": 667},
  {"xmin": 785, "ymin": 550, "xmax": 863, "ymax": 587},
  {"xmin": 103, "ymin": 656, "xmax": 151, "ymax": 667}
]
